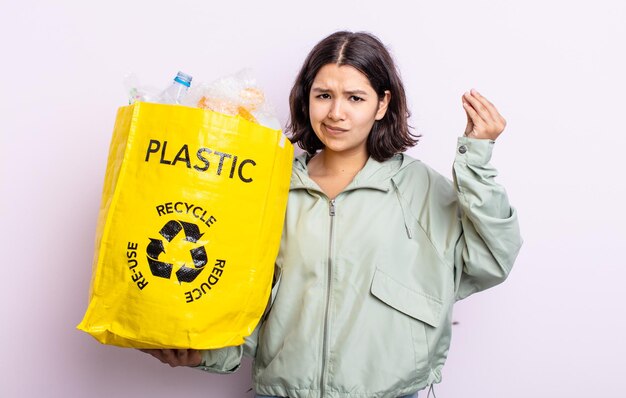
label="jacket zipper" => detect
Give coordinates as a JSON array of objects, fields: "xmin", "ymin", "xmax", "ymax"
[{"xmin": 320, "ymin": 199, "xmax": 335, "ymax": 397}]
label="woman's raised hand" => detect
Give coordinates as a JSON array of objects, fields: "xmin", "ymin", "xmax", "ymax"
[{"xmin": 462, "ymin": 89, "xmax": 507, "ymax": 140}]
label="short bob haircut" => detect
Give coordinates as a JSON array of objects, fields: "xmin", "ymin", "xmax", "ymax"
[{"xmin": 288, "ymin": 31, "xmax": 418, "ymax": 162}]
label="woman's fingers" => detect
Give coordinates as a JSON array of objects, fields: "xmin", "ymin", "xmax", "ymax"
[
  {"xmin": 161, "ymin": 349, "xmax": 179, "ymax": 365},
  {"xmin": 139, "ymin": 349, "xmax": 202, "ymax": 367},
  {"xmin": 186, "ymin": 349, "xmax": 202, "ymax": 366},
  {"xmin": 463, "ymin": 91, "xmax": 491, "ymax": 124},
  {"xmin": 471, "ymin": 89, "xmax": 507, "ymax": 129},
  {"xmin": 462, "ymin": 89, "xmax": 507, "ymax": 140},
  {"xmin": 470, "ymin": 90, "xmax": 500, "ymax": 120},
  {"xmin": 462, "ymin": 100, "xmax": 480, "ymax": 135},
  {"xmin": 463, "ymin": 100, "xmax": 474, "ymax": 136}
]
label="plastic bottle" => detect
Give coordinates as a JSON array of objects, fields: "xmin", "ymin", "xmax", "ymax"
[{"xmin": 159, "ymin": 71, "xmax": 193, "ymax": 104}]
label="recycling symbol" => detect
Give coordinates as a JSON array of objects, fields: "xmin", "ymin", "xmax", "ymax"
[{"xmin": 146, "ymin": 220, "xmax": 207, "ymax": 283}]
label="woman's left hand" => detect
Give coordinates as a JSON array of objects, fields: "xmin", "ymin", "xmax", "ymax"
[
  {"xmin": 140, "ymin": 349, "xmax": 203, "ymax": 367},
  {"xmin": 462, "ymin": 89, "xmax": 507, "ymax": 140}
]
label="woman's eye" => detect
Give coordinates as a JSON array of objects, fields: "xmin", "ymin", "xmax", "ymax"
[
  {"xmin": 349, "ymin": 95, "xmax": 364, "ymax": 102},
  {"xmin": 317, "ymin": 93, "xmax": 331, "ymax": 99}
]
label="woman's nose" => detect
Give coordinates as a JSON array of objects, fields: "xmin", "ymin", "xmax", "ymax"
[{"xmin": 327, "ymin": 100, "xmax": 345, "ymax": 121}]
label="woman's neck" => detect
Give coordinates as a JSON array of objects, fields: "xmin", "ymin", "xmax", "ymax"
[
  {"xmin": 309, "ymin": 149, "xmax": 368, "ymax": 177},
  {"xmin": 307, "ymin": 149, "xmax": 369, "ymax": 199}
]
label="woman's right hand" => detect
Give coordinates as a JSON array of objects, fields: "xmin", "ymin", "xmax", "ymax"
[
  {"xmin": 461, "ymin": 89, "xmax": 507, "ymax": 141},
  {"xmin": 140, "ymin": 349, "xmax": 202, "ymax": 367}
]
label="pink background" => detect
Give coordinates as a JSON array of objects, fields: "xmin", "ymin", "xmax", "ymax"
[{"xmin": 1, "ymin": 0, "xmax": 625, "ymax": 397}]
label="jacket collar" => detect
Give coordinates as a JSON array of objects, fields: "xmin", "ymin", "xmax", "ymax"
[{"xmin": 290, "ymin": 152, "xmax": 416, "ymax": 194}]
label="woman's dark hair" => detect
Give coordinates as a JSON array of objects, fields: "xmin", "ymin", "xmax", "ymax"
[{"xmin": 288, "ymin": 31, "xmax": 418, "ymax": 161}]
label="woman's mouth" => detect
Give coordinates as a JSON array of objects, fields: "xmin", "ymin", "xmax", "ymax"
[{"xmin": 323, "ymin": 124, "xmax": 348, "ymax": 135}]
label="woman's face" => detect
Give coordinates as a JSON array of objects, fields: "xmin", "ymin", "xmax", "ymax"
[{"xmin": 308, "ymin": 64, "xmax": 390, "ymax": 158}]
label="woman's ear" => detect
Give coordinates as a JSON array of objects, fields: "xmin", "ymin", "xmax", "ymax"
[{"xmin": 375, "ymin": 90, "xmax": 391, "ymax": 120}]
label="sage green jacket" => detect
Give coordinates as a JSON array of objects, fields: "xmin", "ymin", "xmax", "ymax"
[{"xmin": 197, "ymin": 137, "xmax": 522, "ymax": 398}]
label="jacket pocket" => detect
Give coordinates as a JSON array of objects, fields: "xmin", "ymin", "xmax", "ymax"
[
  {"xmin": 370, "ymin": 267, "xmax": 442, "ymax": 327},
  {"xmin": 370, "ymin": 267, "xmax": 443, "ymax": 375}
]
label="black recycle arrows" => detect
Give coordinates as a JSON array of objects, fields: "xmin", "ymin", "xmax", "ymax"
[{"xmin": 146, "ymin": 220, "xmax": 208, "ymax": 283}]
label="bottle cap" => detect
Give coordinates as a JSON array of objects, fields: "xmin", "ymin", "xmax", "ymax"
[{"xmin": 174, "ymin": 71, "xmax": 192, "ymax": 87}]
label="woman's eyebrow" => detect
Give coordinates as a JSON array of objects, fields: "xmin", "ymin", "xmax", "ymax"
[
  {"xmin": 311, "ymin": 87, "xmax": 369, "ymax": 95},
  {"xmin": 311, "ymin": 87, "xmax": 330, "ymax": 93},
  {"xmin": 344, "ymin": 89, "xmax": 368, "ymax": 96}
]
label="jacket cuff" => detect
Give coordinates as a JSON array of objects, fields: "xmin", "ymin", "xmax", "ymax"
[
  {"xmin": 192, "ymin": 346, "xmax": 243, "ymax": 374},
  {"xmin": 455, "ymin": 137, "xmax": 495, "ymax": 165}
]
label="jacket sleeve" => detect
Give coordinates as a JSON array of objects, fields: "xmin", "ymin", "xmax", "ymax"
[
  {"xmin": 193, "ymin": 264, "xmax": 283, "ymax": 373},
  {"xmin": 451, "ymin": 136, "xmax": 522, "ymax": 301},
  {"xmin": 193, "ymin": 325, "xmax": 259, "ymax": 374}
]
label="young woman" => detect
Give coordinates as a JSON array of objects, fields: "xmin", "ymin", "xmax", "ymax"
[{"xmin": 143, "ymin": 31, "xmax": 522, "ymax": 398}]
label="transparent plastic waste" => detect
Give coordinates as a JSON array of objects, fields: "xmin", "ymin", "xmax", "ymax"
[
  {"xmin": 124, "ymin": 74, "xmax": 161, "ymax": 104},
  {"xmin": 124, "ymin": 71, "xmax": 193, "ymax": 105},
  {"xmin": 181, "ymin": 69, "xmax": 281, "ymax": 129},
  {"xmin": 123, "ymin": 70, "xmax": 280, "ymax": 130},
  {"xmin": 158, "ymin": 71, "xmax": 193, "ymax": 104}
]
